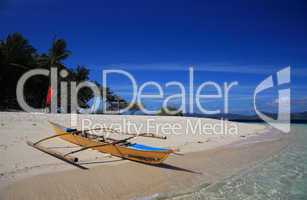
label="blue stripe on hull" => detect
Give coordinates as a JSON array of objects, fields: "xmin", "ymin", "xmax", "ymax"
[{"xmin": 127, "ymin": 143, "xmax": 168, "ymax": 151}]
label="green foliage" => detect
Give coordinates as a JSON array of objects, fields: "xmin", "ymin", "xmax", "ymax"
[
  {"xmin": 0, "ymin": 33, "xmax": 37, "ymax": 70},
  {"xmin": 0, "ymin": 33, "xmax": 39, "ymax": 109},
  {"xmin": 0, "ymin": 33, "xmax": 125, "ymax": 112},
  {"xmin": 127, "ymin": 102, "xmax": 143, "ymax": 114},
  {"xmin": 68, "ymin": 66, "xmax": 92, "ymax": 109},
  {"xmin": 157, "ymin": 106, "xmax": 183, "ymax": 116}
]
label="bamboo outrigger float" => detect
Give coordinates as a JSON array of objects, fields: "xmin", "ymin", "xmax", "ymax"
[{"xmin": 27, "ymin": 121, "xmax": 176, "ymax": 168}]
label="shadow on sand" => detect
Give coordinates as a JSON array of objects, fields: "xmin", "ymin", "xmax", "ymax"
[
  {"xmin": 80, "ymin": 159, "xmax": 124, "ymax": 165},
  {"xmin": 78, "ymin": 158, "xmax": 201, "ymax": 174},
  {"xmin": 46, "ymin": 146, "xmax": 201, "ymax": 174},
  {"xmin": 150, "ymin": 163, "xmax": 203, "ymax": 175}
]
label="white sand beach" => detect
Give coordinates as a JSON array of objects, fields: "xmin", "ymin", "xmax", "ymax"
[{"xmin": 0, "ymin": 112, "xmax": 290, "ymax": 200}]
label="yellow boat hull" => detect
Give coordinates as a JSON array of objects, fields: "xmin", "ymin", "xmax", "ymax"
[{"xmin": 49, "ymin": 122, "xmax": 172, "ymax": 164}]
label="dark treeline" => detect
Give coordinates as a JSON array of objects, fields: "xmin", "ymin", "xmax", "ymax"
[{"xmin": 0, "ymin": 33, "xmax": 126, "ymax": 112}]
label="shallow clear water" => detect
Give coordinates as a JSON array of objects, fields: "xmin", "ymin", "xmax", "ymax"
[{"xmin": 166, "ymin": 125, "xmax": 307, "ymax": 200}]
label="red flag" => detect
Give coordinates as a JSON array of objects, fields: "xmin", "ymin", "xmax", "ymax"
[{"xmin": 46, "ymin": 86, "xmax": 52, "ymax": 106}]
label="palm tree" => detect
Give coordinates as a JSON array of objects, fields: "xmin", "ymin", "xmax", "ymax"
[
  {"xmin": 69, "ymin": 66, "xmax": 93, "ymax": 108},
  {"xmin": 0, "ymin": 33, "xmax": 37, "ymax": 70},
  {"xmin": 0, "ymin": 33, "xmax": 38, "ymax": 109},
  {"xmin": 0, "ymin": 33, "xmax": 126, "ymax": 112},
  {"xmin": 36, "ymin": 38, "xmax": 71, "ymax": 110},
  {"xmin": 38, "ymin": 38, "xmax": 70, "ymax": 70}
]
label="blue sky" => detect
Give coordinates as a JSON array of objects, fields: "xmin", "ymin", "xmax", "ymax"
[{"xmin": 1, "ymin": 0, "xmax": 307, "ymax": 114}]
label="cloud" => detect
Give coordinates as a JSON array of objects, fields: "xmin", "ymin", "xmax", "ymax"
[
  {"xmin": 274, "ymin": 96, "xmax": 290, "ymax": 104},
  {"xmin": 96, "ymin": 63, "xmax": 307, "ymax": 77},
  {"xmin": 267, "ymin": 97, "xmax": 307, "ymax": 107}
]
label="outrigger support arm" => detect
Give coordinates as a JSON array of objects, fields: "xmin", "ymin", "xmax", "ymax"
[
  {"xmin": 123, "ymin": 132, "xmax": 167, "ymax": 139},
  {"xmin": 64, "ymin": 136, "xmax": 136, "ymax": 156},
  {"xmin": 27, "ymin": 141, "xmax": 87, "ymax": 170},
  {"xmin": 77, "ymin": 127, "xmax": 167, "ymax": 140},
  {"xmin": 32, "ymin": 127, "xmax": 105, "ymax": 146}
]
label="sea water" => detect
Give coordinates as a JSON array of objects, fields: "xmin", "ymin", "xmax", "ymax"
[{"xmin": 166, "ymin": 124, "xmax": 307, "ymax": 200}]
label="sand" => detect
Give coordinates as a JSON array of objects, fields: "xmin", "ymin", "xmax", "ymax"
[{"xmin": 0, "ymin": 112, "xmax": 289, "ymax": 200}]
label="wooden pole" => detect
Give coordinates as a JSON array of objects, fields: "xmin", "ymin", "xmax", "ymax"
[
  {"xmin": 76, "ymin": 127, "xmax": 167, "ymax": 140},
  {"xmin": 64, "ymin": 136, "xmax": 136, "ymax": 156},
  {"xmin": 27, "ymin": 141, "xmax": 87, "ymax": 170},
  {"xmin": 125, "ymin": 132, "xmax": 167, "ymax": 140}
]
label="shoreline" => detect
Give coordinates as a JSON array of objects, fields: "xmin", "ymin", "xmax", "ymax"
[
  {"xmin": 0, "ymin": 112, "xmax": 289, "ymax": 199},
  {"xmin": 1, "ymin": 130, "xmax": 290, "ymax": 200}
]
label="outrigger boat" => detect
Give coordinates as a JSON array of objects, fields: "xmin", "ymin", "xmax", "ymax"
[{"xmin": 27, "ymin": 121, "xmax": 177, "ymax": 169}]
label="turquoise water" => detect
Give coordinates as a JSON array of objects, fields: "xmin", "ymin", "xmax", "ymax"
[{"xmin": 167, "ymin": 125, "xmax": 307, "ymax": 200}]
